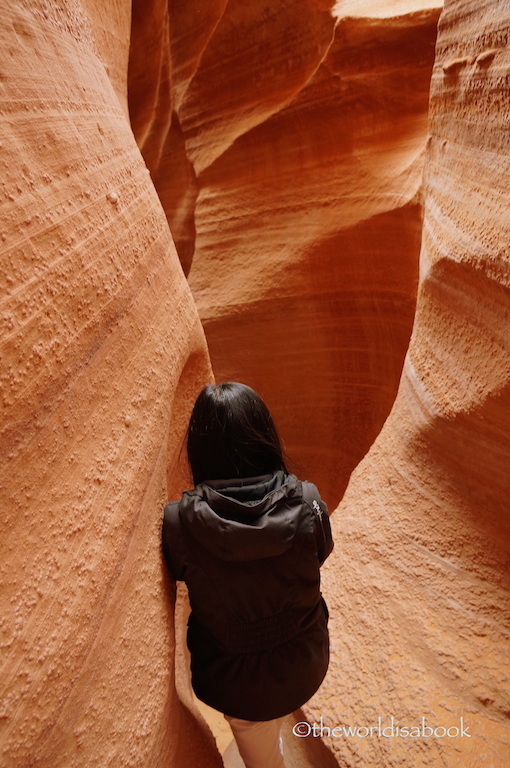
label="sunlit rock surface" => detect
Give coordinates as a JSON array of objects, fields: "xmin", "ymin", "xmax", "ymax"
[
  {"xmin": 315, "ymin": 0, "xmax": 510, "ymax": 765},
  {"xmin": 0, "ymin": 3, "xmax": 219, "ymax": 767},
  {"xmin": 142, "ymin": 0, "xmax": 443, "ymax": 507},
  {"xmin": 4, "ymin": 1, "xmax": 510, "ymax": 766}
]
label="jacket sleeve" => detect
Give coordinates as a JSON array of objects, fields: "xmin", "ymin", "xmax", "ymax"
[
  {"xmin": 162, "ymin": 501, "xmax": 186, "ymax": 581},
  {"xmin": 302, "ymin": 482, "xmax": 334, "ymax": 566}
]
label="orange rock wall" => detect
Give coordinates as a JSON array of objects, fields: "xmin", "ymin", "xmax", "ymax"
[
  {"xmin": 4, "ymin": 1, "xmax": 510, "ymax": 767},
  {"xmin": 0, "ymin": 3, "xmax": 219, "ymax": 767},
  {"xmin": 314, "ymin": 0, "xmax": 510, "ymax": 765},
  {"xmin": 144, "ymin": 0, "xmax": 443, "ymax": 508}
]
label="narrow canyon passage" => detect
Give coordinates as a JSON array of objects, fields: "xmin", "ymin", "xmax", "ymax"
[
  {"xmin": 130, "ymin": 0, "xmax": 442, "ymax": 509},
  {"xmin": 1, "ymin": 1, "xmax": 509, "ymax": 767}
]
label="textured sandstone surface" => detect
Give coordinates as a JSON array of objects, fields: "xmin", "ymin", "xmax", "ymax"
[
  {"xmin": 4, "ymin": 1, "xmax": 510, "ymax": 767},
  {"xmin": 150, "ymin": 0, "xmax": 443, "ymax": 508},
  {"xmin": 313, "ymin": 0, "xmax": 510, "ymax": 765},
  {"xmin": 0, "ymin": 3, "xmax": 219, "ymax": 767}
]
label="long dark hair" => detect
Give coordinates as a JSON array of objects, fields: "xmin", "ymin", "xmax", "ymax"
[{"xmin": 187, "ymin": 382, "xmax": 288, "ymax": 485}]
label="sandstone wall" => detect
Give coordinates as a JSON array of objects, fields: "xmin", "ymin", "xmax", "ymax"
[
  {"xmin": 137, "ymin": 0, "xmax": 443, "ymax": 508},
  {"xmin": 0, "ymin": 3, "xmax": 219, "ymax": 766},
  {"xmin": 313, "ymin": 0, "xmax": 510, "ymax": 765},
  {"xmin": 4, "ymin": 1, "xmax": 510, "ymax": 767}
]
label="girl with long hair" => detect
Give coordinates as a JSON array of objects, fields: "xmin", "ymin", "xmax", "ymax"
[{"xmin": 162, "ymin": 382, "xmax": 333, "ymax": 768}]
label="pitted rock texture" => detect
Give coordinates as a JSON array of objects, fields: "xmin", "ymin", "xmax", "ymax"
[
  {"xmin": 133, "ymin": 0, "xmax": 443, "ymax": 507},
  {"xmin": 4, "ymin": 2, "xmax": 510, "ymax": 768},
  {"xmin": 314, "ymin": 0, "xmax": 510, "ymax": 765},
  {"xmin": 0, "ymin": 3, "xmax": 219, "ymax": 767}
]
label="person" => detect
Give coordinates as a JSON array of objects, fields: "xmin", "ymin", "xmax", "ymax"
[{"xmin": 162, "ymin": 382, "xmax": 333, "ymax": 768}]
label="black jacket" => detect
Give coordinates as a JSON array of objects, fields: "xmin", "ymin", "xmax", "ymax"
[{"xmin": 162, "ymin": 470, "xmax": 333, "ymax": 721}]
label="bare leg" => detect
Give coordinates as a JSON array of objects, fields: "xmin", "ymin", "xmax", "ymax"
[{"xmin": 224, "ymin": 714, "xmax": 286, "ymax": 768}]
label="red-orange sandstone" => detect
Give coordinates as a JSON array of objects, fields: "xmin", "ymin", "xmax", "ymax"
[
  {"xmin": 158, "ymin": 0, "xmax": 443, "ymax": 508},
  {"xmin": 2, "ymin": 0, "xmax": 510, "ymax": 767},
  {"xmin": 0, "ymin": 2, "xmax": 218, "ymax": 767},
  {"xmin": 313, "ymin": 0, "xmax": 510, "ymax": 765}
]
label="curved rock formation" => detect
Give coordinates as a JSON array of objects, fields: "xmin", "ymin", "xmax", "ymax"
[
  {"xmin": 155, "ymin": 0, "xmax": 442, "ymax": 507},
  {"xmin": 4, "ymin": 1, "xmax": 510, "ymax": 767},
  {"xmin": 0, "ymin": 3, "xmax": 218, "ymax": 767},
  {"xmin": 314, "ymin": 0, "xmax": 510, "ymax": 765}
]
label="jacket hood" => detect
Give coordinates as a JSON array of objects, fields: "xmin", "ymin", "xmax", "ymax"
[{"xmin": 178, "ymin": 471, "xmax": 302, "ymax": 561}]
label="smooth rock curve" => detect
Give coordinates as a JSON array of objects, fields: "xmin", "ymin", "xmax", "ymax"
[{"xmin": 184, "ymin": 0, "xmax": 442, "ymax": 507}]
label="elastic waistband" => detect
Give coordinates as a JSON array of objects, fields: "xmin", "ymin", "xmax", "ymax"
[{"xmin": 220, "ymin": 601, "xmax": 323, "ymax": 654}]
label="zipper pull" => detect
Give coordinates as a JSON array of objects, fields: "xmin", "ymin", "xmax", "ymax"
[{"xmin": 312, "ymin": 499, "xmax": 323, "ymax": 520}]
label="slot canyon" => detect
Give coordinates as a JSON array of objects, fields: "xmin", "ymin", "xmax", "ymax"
[{"xmin": 1, "ymin": 0, "xmax": 509, "ymax": 766}]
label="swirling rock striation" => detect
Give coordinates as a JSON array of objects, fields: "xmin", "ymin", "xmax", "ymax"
[{"xmin": 139, "ymin": 0, "xmax": 443, "ymax": 507}]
